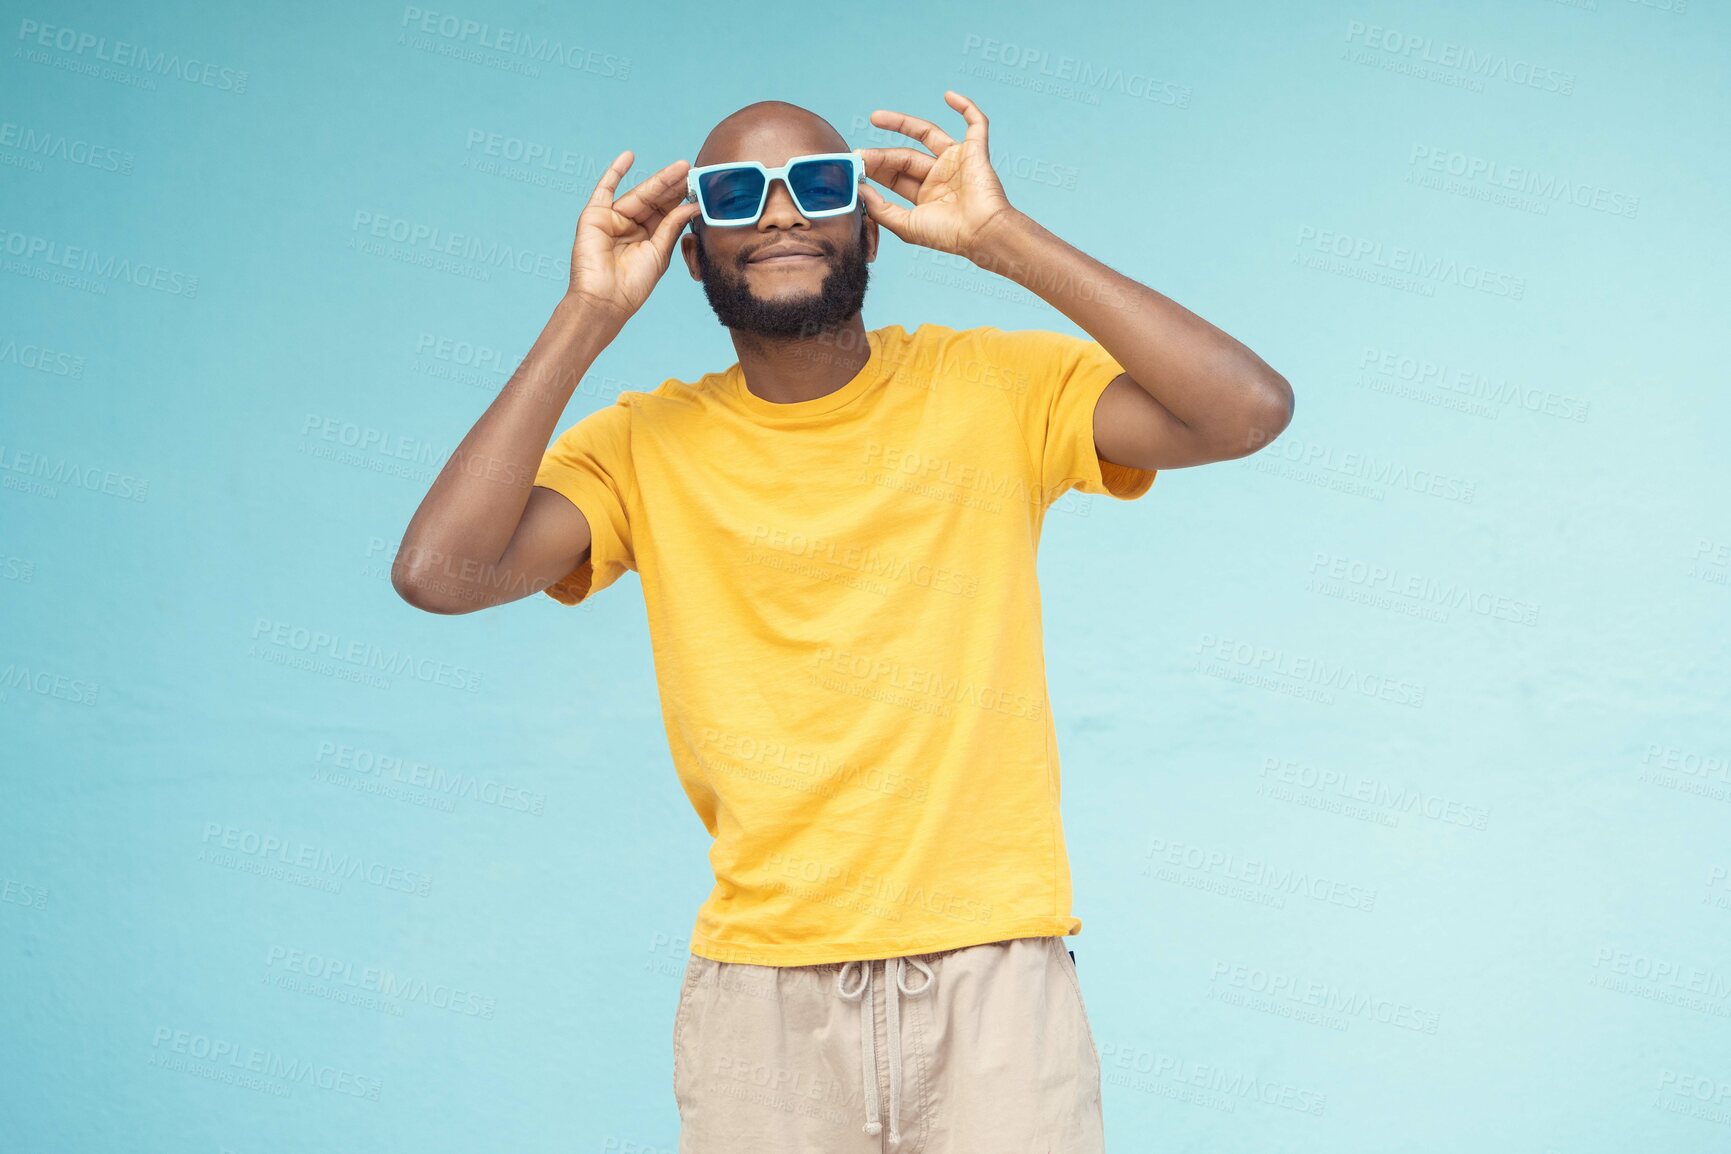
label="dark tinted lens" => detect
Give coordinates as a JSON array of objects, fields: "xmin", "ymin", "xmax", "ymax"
[
  {"xmin": 788, "ymin": 159, "xmax": 855, "ymax": 212},
  {"xmin": 698, "ymin": 167, "xmax": 766, "ymax": 220}
]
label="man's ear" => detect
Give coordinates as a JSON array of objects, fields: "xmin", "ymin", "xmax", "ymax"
[
  {"xmin": 679, "ymin": 229, "xmax": 701, "ymax": 281},
  {"xmin": 863, "ymin": 213, "xmax": 878, "ymax": 263}
]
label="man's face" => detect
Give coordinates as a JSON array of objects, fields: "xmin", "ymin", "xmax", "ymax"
[{"xmin": 681, "ymin": 138, "xmax": 878, "ymax": 340}]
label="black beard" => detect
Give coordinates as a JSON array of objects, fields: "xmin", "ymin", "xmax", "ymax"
[{"xmin": 693, "ymin": 220, "xmax": 871, "ymax": 340}]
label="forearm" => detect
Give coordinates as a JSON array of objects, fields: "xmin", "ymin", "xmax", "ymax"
[
  {"xmin": 392, "ymin": 296, "xmax": 618, "ymax": 605},
  {"xmin": 968, "ymin": 209, "xmax": 1292, "ymax": 444}
]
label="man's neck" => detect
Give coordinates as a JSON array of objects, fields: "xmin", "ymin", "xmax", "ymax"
[{"xmin": 731, "ymin": 319, "xmax": 871, "ymax": 404}]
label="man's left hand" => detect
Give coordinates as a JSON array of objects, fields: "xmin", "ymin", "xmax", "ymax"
[{"xmin": 858, "ymin": 90, "xmax": 1021, "ymax": 264}]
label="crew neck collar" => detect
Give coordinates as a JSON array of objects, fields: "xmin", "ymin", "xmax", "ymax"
[{"xmin": 725, "ymin": 328, "xmax": 890, "ymax": 425}]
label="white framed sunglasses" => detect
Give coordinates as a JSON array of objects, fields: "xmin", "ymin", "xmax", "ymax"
[{"xmin": 685, "ymin": 150, "xmax": 865, "ymax": 227}]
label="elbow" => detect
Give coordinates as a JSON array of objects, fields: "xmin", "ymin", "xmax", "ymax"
[
  {"xmin": 391, "ymin": 566, "xmax": 438, "ymax": 613},
  {"xmin": 1218, "ymin": 370, "xmax": 1294, "ymax": 461},
  {"xmin": 1242, "ymin": 370, "xmax": 1293, "ymax": 457},
  {"xmin": 1255, "ymin": 371, "xmax": 1295, "ymax": 443},
  {"xmin": 391, "ymin": 560, "xmax": 466, "ymax": 615}
]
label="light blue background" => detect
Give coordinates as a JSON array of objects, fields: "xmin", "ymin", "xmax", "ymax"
[{"xmin": 4, "ymin": 0, "xmax": 1728, "ymax": 1150}]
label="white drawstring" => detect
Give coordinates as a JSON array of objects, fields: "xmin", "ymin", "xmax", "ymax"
[{"xmin": 835, "ymin": 955, "xmax": 935, "ymax": 1145}]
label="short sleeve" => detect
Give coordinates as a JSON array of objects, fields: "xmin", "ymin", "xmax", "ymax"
[
  {"xmin": 533, "ymin": 399, "xmax": 637, "ymax": 605},
  {"xmin": 965, "ymin": 326, "xmax": 1157, "ymax": 508}
]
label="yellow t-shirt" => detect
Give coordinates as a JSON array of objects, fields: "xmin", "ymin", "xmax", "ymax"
[{"xmin": 534, "ymin": 322, "xmax": 1156, "ymax": 966}]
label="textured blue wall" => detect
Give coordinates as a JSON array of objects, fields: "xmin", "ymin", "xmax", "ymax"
[{"xmin": 4, "ymin": 0, "xmax": 1728, "ymax": 1150}]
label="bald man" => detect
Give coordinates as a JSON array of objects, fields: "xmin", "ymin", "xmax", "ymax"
[{"xmin": 394, "ymin": 92, "xmax": 1292, "ymax": 1151}]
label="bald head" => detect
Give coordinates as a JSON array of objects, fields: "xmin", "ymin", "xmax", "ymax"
[
  {"xmin": 678, "ymin": 99, "xmax": 878, "ymax": 341},
  {"xmin": 694, "ymin": 101, "xmax": 848, "ymax": 169}
]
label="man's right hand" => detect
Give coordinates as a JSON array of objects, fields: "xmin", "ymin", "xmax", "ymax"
[
  {"xmin": 394, "ymin": 149, "xmax": 695, "ymax": 616},
  {"xmin": 567, "ymin": 150, "xmax": 701, "ymax": 333}
]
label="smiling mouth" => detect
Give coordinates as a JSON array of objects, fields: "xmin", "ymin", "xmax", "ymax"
[{"xmin": 747, "ymin": 249, "xmax": 826, "ymax": 266}]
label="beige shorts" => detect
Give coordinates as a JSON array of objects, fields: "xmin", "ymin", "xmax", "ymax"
[{"xmin": 672, "ymin": 934, "xmax": 1105, "ymax": 1152}]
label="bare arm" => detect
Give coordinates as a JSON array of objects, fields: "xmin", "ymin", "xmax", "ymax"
[
  {"xmin": 391, "ymin": 300, "xmax": 616, "ymax": 614},
  {"xmin": 968, "ymin": 209, "xmax": 1293, "ymax": 470},
  {"xmin": 391, "ymin": 151, "xmax": 700, "ymax": 615},
  {"xmin": 861, "ymin": 91, "xmax": 1294, "ymax": 471}
]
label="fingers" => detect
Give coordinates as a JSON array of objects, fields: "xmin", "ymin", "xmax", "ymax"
[
  {"xmin": 858, "ymin": 147, "xmax": 933, "ymax": 203},
  {"xmin": 866, "ymin": 90, "xmax": 989, "ymax": 156},
  {"xmin": 943, "ymin": 90, "xmax": 989, "ymax": 145},
  {"xmin": 867, "ymin": 108, "xmax": 956, "ymax": 157},
  {"xmin": 859, "ymin": 185, "xmax": 913, "ymax": 242},
  {"xmin": 586, "ymin": 149, "xmax": 634, "ymax": 209},
  {"xmin": 613, "ymin": 157, "xmax": 693, "ymax": 226},
  {"xmin": 649, "ymin": 200, "xmax": 702, "ymax": 259}
]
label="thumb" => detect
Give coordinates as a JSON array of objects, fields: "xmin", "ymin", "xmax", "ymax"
[
  {"xmin": 650, "ymin": 201, "xmax": 701, "ymax": 262},
  {"xmin": 860, "ymin": 185, "xmax": 914, "ymax": 242}
]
